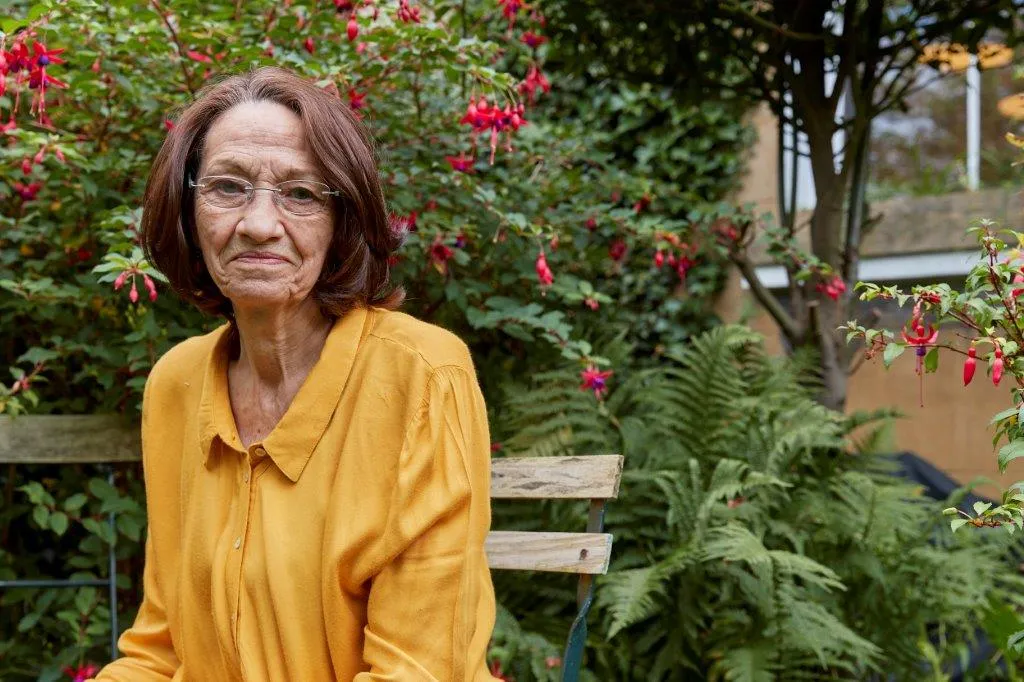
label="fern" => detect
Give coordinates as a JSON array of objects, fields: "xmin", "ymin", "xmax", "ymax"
[{"xmin": 492, "ymin": 324, "xmax": 1023, "ymax": 681}]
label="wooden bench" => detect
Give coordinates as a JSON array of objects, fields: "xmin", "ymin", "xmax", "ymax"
[{"xmin": 0, "ymin": 415, "xmax": 622, "ymax": 681}]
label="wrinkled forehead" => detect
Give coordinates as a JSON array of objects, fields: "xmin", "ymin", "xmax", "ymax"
[{"xmin": 199, "ymin": 101, "xmax": 319, "ymax": 179}]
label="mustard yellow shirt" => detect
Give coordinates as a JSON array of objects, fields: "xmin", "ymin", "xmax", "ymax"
[{"xmin": 89, "ymin": 306, "xmax": 500, "ymax": 681}]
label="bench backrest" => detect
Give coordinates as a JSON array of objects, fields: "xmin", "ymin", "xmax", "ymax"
[{"xmin": 486, "ymin": 455, "xmax": 623, "ymax": 574}]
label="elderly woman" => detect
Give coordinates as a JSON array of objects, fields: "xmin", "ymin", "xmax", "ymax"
[{"xmin": 89, "ymin": 66, "xmax": 499, "ymax": 681}]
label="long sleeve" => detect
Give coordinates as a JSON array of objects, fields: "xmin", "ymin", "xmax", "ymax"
[
  {"xmin": 354, "ymin": 364, "xmax": 499, "ymax": 682},
  {"xmin": 89, "ymin": 373, "xmax": 181, "ymax": 681}
]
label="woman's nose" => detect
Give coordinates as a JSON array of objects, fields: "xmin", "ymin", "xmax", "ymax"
[{"xmin": 237, "ymin": 189, "xmax": 284, "ymax": 241}]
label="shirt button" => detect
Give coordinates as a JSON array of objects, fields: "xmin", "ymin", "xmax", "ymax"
[{"xmin": 233, "ymin": 536, "xmax": 241, "ymax": 549}]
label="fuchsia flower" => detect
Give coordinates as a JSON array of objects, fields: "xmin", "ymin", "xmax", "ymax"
[
  {"xmin": 185, "ymin": 50, "xmax": 212, "ymax": 63},
  {"xmin": 348, "ymin": 88, "xmax": 367, "ymax": 111},
  {"xmin": 304, "ymin": 37, "xmax": 316, "ymax": 54},
  {"xmin": 12, "ymin": 181, "xmax": 42, "ymax": 201},
  {"xmin": 633, "ymin": 194, "xmax": 651, "ymax": 213},
  {"xmin": 992, "ymin": 346, "xmax": 1004, "ymax": 386},
  {"xmin": 458, "ymin": 97, "xmax": 526, "ymax": 164},
  {"xmin": 964, "ymin": 346, "xmax": 977, "ymax": 386},
  {"xmin": 816, "ymin": 274, "xmax": 846, "ymax": 301},
  {"xmin": 535, "ymin": 249, "xmax": 554, "ymax": 286},
  {"xmin": 397, "ymin": 0, "xmax": 421, "ymax": 23},
  {"xmin": 585, "ymin": 217, "xmax": 597, "ymax": 231},
  {"xmin": 521, "ymin": 31, "xmax": 547, "ymax": 48},
  {"xmin": 497, "ymin": 0, "xmax": 524, "ymax": 26},
  {"xmin": 518, "ymin": 65, "xmax": 550, "ymax": 105},
  {"xmin": 675, "ymin": 256, "xmax": 694, "ymax": 280},
  {"xmin": 429, "ymin": 236, "xmax": 454, "ymax": 275},
  {"xmin": 902, "ymin": 305, "xmax": 938, "ymax": 406},
  {"xmin": 63, "ymin": 664, "xmax": 99, "ymax": 682},
  {"xmin": 654, "ymin": 251, "xmax": 665, "ymax": 268},
  {"xmin": 608, "ymin": 239, "xmax": 627, "ymax": 262},
  {"xmin": 347, "ymin": 17, "xmax": 360, "ymax": 41},
  {"xmin": 445, "ymin": 151, "xmax": 475, "ymax": 173},
  {"xmin": 580, "ymin": 366, "xmax": 613, "ymax": 399}
]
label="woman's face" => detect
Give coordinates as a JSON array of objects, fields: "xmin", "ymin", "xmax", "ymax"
[{"xmin": 194, "ymin": 100, "xmax": 335, "ymax": 314}]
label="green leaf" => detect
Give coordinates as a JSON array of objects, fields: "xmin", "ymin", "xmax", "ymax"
[
  {"xmin": 32, "ymin": 505, "xmax": 50, "ymax": 529},
  {"xmin": 924, "ymin": 347, "xmax": 938, "ymax": 373},
  {"xmin": 973, "ymin": 501, "xmax": 993, "ymax": 515},
  {"xmin": 1009, "ymin": 629, "xmax": 1024, "ymax": 653},
  {"xmin": 64, "ymin": 493, "xmax": 88, "ymax": 512},
  {"xmin": 49, "ymin": 511, "xmax": 69, "ymax": 536},
  {"xmin": 17, "ymin": 612, "xmax": 41, "ymax": 632},
  {"xmin": 882, "ymin": 343, "xmax": 905, "ymax": 368},
  {"xmin": 998, "ymin": 440, "xmax": 1024, "ymax": 473},
  {"xmin": 950, "ymin": 518, "xmax": 970, "ymax": 532}
]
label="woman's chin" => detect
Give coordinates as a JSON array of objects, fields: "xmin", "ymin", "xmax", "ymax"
[{"xmin": 222, "ymin": 282, "xmax": 306, "ymax": 311}]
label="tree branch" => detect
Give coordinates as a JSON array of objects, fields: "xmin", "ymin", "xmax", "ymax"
[{"xmin": 731, "ymin": 253, "xmax": 802, "ymax": 342}]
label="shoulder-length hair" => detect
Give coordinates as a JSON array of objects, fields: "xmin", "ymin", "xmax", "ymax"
[{"xmin": 141, "ymin": 66, "xmax": 404, "ymax": 319}]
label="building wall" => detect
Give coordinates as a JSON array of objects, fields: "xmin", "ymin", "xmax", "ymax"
[{"xmin": 717, "ymin": 104, "xmax": 1024, "ymax": 495}]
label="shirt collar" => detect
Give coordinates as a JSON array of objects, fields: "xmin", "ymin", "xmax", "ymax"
[{"xmin": 198, "ymin": 306, "xmax": 370, "ymax": 482}]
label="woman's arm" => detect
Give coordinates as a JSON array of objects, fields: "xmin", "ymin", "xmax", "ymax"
[{"xmin": 353, "ymin": 363, "xmax": 497, "ymax": 681}]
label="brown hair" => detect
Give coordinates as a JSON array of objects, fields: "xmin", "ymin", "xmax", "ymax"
[{"xmin": 141, "ymin": 66, "xmax": 404, "ymax": 318}]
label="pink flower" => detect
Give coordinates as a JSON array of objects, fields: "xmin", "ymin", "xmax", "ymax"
[
  {"xmin": 12, "ymin": 181, "xmax": 42, "ymax": 201},
  {"xmin": 497, "ymin": 0, "xmax": 523, "ymax": 26},
  {"xmin": 445, "ymin": 151, "xmax": 475, "ymax": 173},
  {"xmin": 185, "ymin": 49, "xmax": 212, "ymax": 63},
  {"xmin": 608, "ymin": 239, "xmax": 627, "ymax": 262},
  {"xmin": 429, "ymin": 237, "xmax": 455, "ymax": 275},
  {"xmin": 535, "ymin": 249, "xmax": 554, "ymax": 286},
  {"xmin": 521, "ymin": 31, "xmax": 547, "ymax": 48},
  {"xmin": 63, "ymin": 664, "xmax": 99, "ymax": 682},
  {"xmin": 518, "ymin": 64, "xmax": 551, "ymax": 105},
  {"xmin": 397, "ymin": 0, "xmax": 421, "ymax": 22},
  {"xmin": 143, "ymin": 274, "xmax": 158, "ymax": 302},
  {"xmin": 348, "ymin": 88, "xmax": 367, "ymax": 110},
  {"xmin": 816, "ymin": 274, "xmax": 846, "ymax": 301},
  {"xmin": 580, "ymin": 366, "xmax": 613, "ymax": 399}
]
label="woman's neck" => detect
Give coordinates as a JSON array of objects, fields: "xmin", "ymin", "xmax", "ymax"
[{"xmin": 230, "ymin": 300, "xmax": 333, "ymax": 391}]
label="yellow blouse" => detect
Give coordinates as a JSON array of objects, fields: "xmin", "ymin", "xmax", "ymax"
[{"xmin": 89, "ymin": 306, "xmax": 500, "ymax": 681}]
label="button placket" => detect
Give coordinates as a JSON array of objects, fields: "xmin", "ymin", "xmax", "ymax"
[{"xmin": 230, "ymin": 444, "xmax": 265, "ymax": 655}]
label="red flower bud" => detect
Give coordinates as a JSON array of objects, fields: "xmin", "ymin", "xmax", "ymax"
[
  {"xmin": 304, "ymin": 37, "xmax": 315, "ymax": 54},
  {"xmin": 347, "ymin": 17, "xmax": 359, "ymax": 41},
  {"xmin": 654, "ymin": 251, "xmax": 665, "ymax": 268},
  {"xmin": 535, "ymin": 249, "xmax": 554, "ymax": 286},
  {"xmin": 129, "ymin": 279, "xmax": 139, "ymax": 303},
  {"xmin": 143, "ymin": 274, "xmax": 158, "ymax": 302},
  {"xmin": 993, "ymin": 347, "xmax": 1004, "ymax": 386},
  {"xmin": 33, "ymin": 146, "xmax": 45, "ymax": 165},
  {"xmin": 113, "ymin": 271, "xmax": 128, "ymax": 291},
  {"xmin": 963, "ymin": 346, "xmax": 976, "ymax": 386},
  {"xmin": 21, "ymin": 156, "xmax": 32, "ymax": 175}
]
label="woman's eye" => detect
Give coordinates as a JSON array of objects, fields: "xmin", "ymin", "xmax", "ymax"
[
  {"xmin": 210, "ymin": 180, "xmax": 246, "ymax": 195},
  {"xmin": 284, "ymin": 186, "xmax": 317, "ymax": 201}
]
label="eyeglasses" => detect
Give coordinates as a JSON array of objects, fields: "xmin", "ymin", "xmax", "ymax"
[{"xmin": 188, "ymin": 175, "xmax": 341, "ymax": 216}]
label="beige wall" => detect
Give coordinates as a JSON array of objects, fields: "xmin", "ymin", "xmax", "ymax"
[{"xmin": 718, "ymin": 104, "xmax": 1024, "ymax": 495}]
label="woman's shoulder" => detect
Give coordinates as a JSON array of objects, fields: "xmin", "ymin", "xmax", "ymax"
[
  {"xmin": 147, "ymin": 323, "xmax": 230, "ymax": 391},
  {"xmin": 365, "ymin": 307, "xmax": 473, "ymax": 374}
]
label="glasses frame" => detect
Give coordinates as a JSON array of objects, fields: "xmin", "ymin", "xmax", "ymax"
[{"xmin": 188, "ymin": 174, "xmax": 342, "ymax": 216}]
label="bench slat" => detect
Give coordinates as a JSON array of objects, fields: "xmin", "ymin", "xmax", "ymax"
[
  {"xmin": 485, "ymin": 530, "xmax": 613, "ymax": 574},
  {"xmin": 491, "ymin": 455, "xmax": 623, "ymax": 500},
  {"xmin": 0, "ymin": 415, "xmax": 141, "ymax": 464}
]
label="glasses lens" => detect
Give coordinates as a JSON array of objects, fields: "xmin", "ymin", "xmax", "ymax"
[
  {"xmin": 278, "ymin": 180, "xmax": 330, "ymax": 215},
  {"xmin": 199, "ymin": 177, "xmax": 250, "ymax": 208}
]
